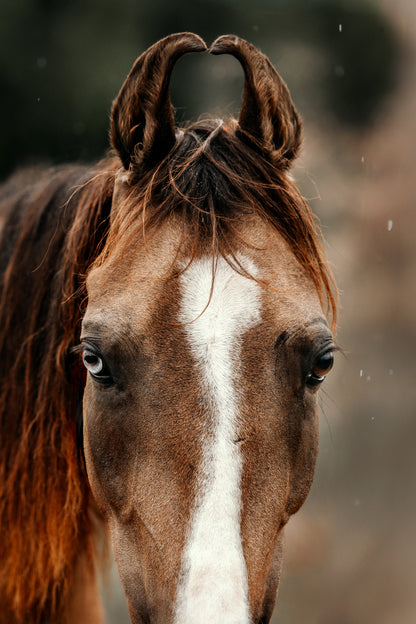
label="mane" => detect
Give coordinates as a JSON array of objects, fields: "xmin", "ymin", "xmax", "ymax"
[
  {"xmin": 0, "ymin": 119, "xmax": 336, "ymax": 622},
  {"xmin": 0, "ymin": 158, "xmax": 117, "ymax": 622},
  {"xmin": 103, "ymin": 119, "xmax": 337, "ymax": 325}
]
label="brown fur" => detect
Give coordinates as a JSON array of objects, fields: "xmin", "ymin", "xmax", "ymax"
[{"xmin": 0, "ymin": 33, "xmax": 337, "ymax": 623}]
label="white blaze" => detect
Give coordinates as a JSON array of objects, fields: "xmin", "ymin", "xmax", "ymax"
[{"xmin": 174, "ymin": 256, "xmax": 261, "ymax": 624}]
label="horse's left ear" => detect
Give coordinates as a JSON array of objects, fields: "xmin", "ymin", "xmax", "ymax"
[
  {"xmin": 210, "ymin": 35, "xmax": 302, "ymax": 169},
  {"xmin": 111, "ymin": 33, "xmax": 207, "ymax": 171}
]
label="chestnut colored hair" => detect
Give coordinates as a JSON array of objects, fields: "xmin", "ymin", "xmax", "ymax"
[{"xmin": 0, "ymin": 33, "xmax": 336, "ymax": 622}]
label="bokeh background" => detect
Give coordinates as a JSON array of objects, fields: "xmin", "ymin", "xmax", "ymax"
[{"xmin": 1, "ymin": 0, "xmax": 414, "ymax": 622}]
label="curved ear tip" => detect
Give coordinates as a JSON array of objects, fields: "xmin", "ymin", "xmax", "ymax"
[
  {"xmin": 170, "ymin": 32, "xmax": 208, "ymax": 53},
  {"xmin": 210, "ymin": 34, "xmax": 245, "ymax": 55}
]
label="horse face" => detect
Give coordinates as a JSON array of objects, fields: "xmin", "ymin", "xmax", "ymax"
[{"xmin": 81, "ymin": 214, "xmax": 333, "ymax": 624}]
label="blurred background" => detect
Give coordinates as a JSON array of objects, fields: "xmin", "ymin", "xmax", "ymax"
[{"xmin": 1, "ymin": 0, "xmax": 414, "ymax": 621}]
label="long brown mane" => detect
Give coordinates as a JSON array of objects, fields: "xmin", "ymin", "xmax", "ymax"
[
  {"xmin": 0, "ymin": 159, "xmax": 116, "ymax": 622},
  {"xmin": 0, "ymin": 117, "xmax": 336, "ymax": 622}
]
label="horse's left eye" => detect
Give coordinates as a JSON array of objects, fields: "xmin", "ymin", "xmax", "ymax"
[
  {"xmin": 306, "ymin": 351, "xmax": 334, "ymax": 387},
  {"xmin": 82, "ymin": 349, "xmax": 112, "ymax": 383}
]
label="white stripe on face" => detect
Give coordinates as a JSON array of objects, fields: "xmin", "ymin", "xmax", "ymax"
[{"xmin": 174, "ymin": 256, "xmax": 261, "ymax": 624}]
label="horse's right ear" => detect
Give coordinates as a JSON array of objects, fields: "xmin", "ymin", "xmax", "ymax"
[{"xmin": 111, "ymin": 33, "xmax": 206, "ymax": 171}]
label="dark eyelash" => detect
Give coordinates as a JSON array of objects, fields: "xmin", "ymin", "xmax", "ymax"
[
  {"xmin": 72, "ymin": 341, "xmax": 102, "ymax": 356},
  {"xmin": 71, "ymin": 344, "xmax": 84, "ymax": 356},
  {"xmin": 331, "ymin": 344, "xmax": 347, "ymax": 357}
]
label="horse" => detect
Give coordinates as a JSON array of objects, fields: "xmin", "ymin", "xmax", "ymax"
[{"xmin": 0, "ymin": 33, "xmax": 337, "ymax": 624}]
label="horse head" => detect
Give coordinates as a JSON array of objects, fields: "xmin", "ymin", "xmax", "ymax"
[{"xmin": 80, "ymin": 33, "xmax": 336, "ymax": 624}]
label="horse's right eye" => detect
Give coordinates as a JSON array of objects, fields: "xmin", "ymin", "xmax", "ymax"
[{"xmin": 82, "ymin": 349, "xmax": 112, "ymax": 383}]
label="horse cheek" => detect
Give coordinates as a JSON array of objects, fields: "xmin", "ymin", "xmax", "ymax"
[
  {"xmin": 285, "ymin": 400, "xmax": 319, "ymax": 517},
  {"xmin": 82, "ymin": 389, "xmax": 136, "ymax": 518}
]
